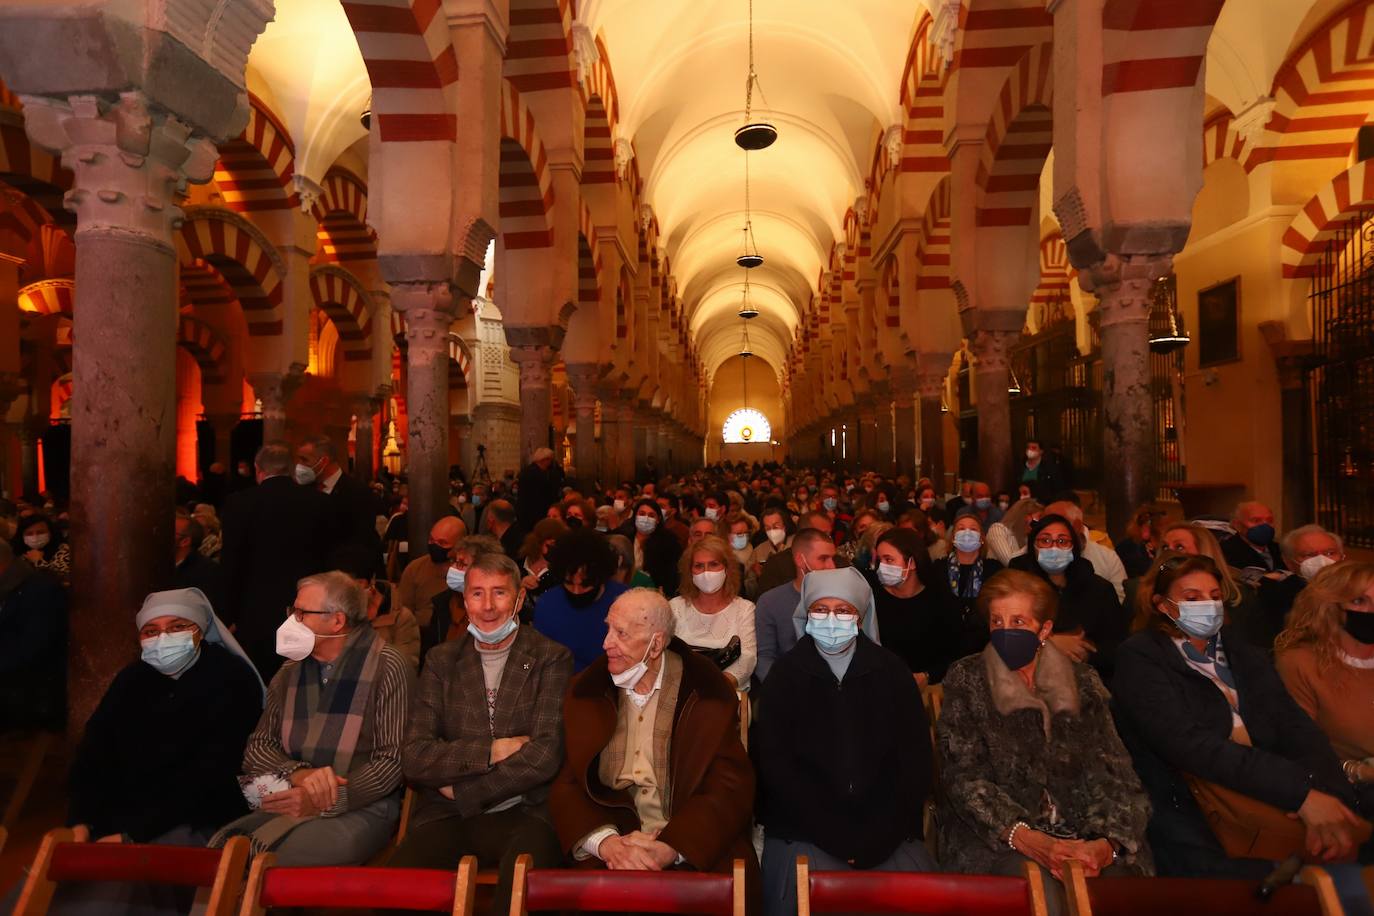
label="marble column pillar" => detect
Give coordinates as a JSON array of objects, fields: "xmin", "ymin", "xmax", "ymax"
[
  {"xmin": 858, "ymin": 406, "xmax": 878, "ymax": 473},
  {"xmin": 599, "ymin": 399, "xmax": 622, "ymax": 486},
  {"xmin": 915, "ymin": 371, "xmax": 946, "ymax": 490},
  {"xmin": 566, "ymin": 364, "xmax": 600, "ymax": 488},
  {"xmin": 617, "ymin": 402, "xmax": 638, "ymax": 486},
  {"xmin": 17, "ymin": 91, "xmax": 231, "ymax": 732},
  {"xmin": 632, "ymin": 410, "xmax": 650, "ymax": 481},
  {"xmin": 1092, "ymin": 256, "xmax": 1166, "ymax": 538},
  {"xmin": 972, "ymin": 329, "xmax": 1017, "ymax": 494},
  {"xmin": 248, "ymin": 369, "xmax": 303, "ymax": 443},
  {"xmin": 392, "ymin": 282, "xmax": 458, "ymax": 555},
  {"xmin": 874, "ymin": 394, "xmax": 894, "ymax": 477},
  {"xmin": 352, "ymin": 395, "xmax": 380, "ymax": 482},
  {"xmin": 508, "ymin": 344, "xmax": 556, "ymax": 466}
]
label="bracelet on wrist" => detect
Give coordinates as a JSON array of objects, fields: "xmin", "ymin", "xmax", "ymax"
[
  {"xmin": 1006, "ymin": 821, "xmax": 1029, "ymax": 850},
  {"xmin": 1343, "ymin": 759, "xmax": 1364, "ymax": 783}
]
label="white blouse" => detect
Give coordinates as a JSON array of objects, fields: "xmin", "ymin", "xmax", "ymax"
[{"xmin": 668, "ymin": 595, "xmax": 757, "ymax": 690}]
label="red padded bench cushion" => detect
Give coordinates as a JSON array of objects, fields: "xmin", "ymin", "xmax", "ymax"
[
  {"xmin": 260, "ymin": 866, "xmax": 457, "ymax": 911},
  {"xmin": 524, "ymin": 869, "xmax": 735, "ymax": 915},
  {"xmin": 809, "ymin": 871, "xmax": 1035, "ymax": 915},
  {"xmin": 48, "ymin": 843, "xmax": 226, "ymax": 888},
  {"xmin": 1085, "ymin": 876, "xmax": 1324, "ymax": 916}
]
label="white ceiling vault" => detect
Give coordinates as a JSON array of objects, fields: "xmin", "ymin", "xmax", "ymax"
[{"xmin": 583, "ymin": 0, "xmax": 921, "ymax": 379}]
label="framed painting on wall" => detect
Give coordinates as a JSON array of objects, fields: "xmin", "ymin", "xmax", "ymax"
[{"xmin": 1197, "ymin": 277, "xmax": 1240, "ymax": 367}]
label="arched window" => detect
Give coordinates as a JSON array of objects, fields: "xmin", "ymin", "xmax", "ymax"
[{"xmin": 723, "ymin": 408, "xmax": 770, "ymax": 444}]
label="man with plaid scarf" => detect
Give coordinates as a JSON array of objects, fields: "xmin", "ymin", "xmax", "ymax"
[{"xmin": 212, "ymin": 571, "xmax": 413, "ymax": 864}]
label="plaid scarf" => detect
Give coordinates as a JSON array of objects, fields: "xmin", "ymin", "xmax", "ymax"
[
  {"xmin": 948, "ymin": 553, "xmax": 985, "ymax": 598},
  {"xmin": 281, "ymin": 625, "xmax": 384, "ymax": 775}
]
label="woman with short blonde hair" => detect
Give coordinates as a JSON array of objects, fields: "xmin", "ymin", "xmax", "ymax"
[{"xmin": 670, "ymin": 534, "xmax": 756, "ymax": 689}]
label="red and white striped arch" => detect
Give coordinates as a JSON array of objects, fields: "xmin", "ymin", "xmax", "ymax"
[
  {"xmin": 180, "ymin": 261, "xmax": 238, "ymax": 310},
  {"xmin": 0, "ymin": 106, "xmax": 73, "ymax": 227},
  {"xmin": 17, "ymin": 278, "xmax": 73, "ymax": 316},
  {"xmin": 954, "ymin": 1, "xmax": 1052, "ymax": 73},
  {"xmin": 505, "ymin": 0, "xmax": 575, "ymax": 95},
  {"xmin": 340, "ymin": 0, "xmax": 459, "ymax": 142},
  {"xmin": 310, "ymin": 265, "xmax": 374, "ymax": 362},
  {"xmin": 882, "ymin": 257, "xmax": 902, "ymax": 329},
  {"xmin": 1100, "ymin": 0, "xmax": 1226, "ymax": 97},
  {"xmin": 1264, "ymin": 3, "xmax": 1374, "ymax": 173},
  {"xmin": 212, "ymin": 95, "xmax": 297, "ymax": 213},
  {"xmin": 499, "ymin": 80, "xmax": 554, "ymax": 249},
  {"xmin": 448, "ymin": 334, "xmax": 472, "ymax": 389},
  {"xmin": 1202, "ymin": 111, "xmax": 1259, "ymax": 173},
  {"xmin": 313, "ymin": 167, "xmax": 377, "ymax": 264},
  {"xmin": 178, "ymin": 210, "xmax": 285, "ymax": 336},
  {"xmin": 582, "ymin": 33, "xmax": 621, "ymax": 134},
  {"xmin": 918, "ymin": 177, "xmax": 953, "ymax": 292},
  {"xmin": 976, "ymin": 42, "xmax": 1052, "ymax": 229},
  {"xmin": 1031, "ymin": 233, "xmax": 1073, "ymax": 322},
  {"xmin": 1281, "ymin": 158, "xmax": 1374, "ymax": 279},
  {"xmin": 894, "ymin": 13, "xmax": 949, "ymax": 179},
  {"xmin": 177, "ymin": 315, "xmax": 229, "ymax": 385}
]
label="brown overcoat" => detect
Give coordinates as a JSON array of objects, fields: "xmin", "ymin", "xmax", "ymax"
[{"xmin": 548, "ymin": 640, "xmax": 759, "ymax": 907}]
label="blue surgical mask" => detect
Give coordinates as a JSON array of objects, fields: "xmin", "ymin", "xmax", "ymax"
[
  {"xmin": 953, "ymin": 530, "xmax": 982, "ymax": 553},
  {"xmin": 1173, "ymin": 599, "xmax": 1224, "ymax": 639},
  {"xmin": 876, "ymin": 562, "xmax": 908, "ymax": 587},
  {"xmin": 140, "ymin": 631, "xmax": 199, "ymax": 676},
  {"xmin": 468, "ymin": 613, "xmax": 518, "ymax": 645},
  {"xmin": 446, "ymin": 567, "xmax": 466, "ymax": 593},
  {"xmin": 876, "ymin": 500, "xmax": 890, "ymax": 514},
  {"xmin": 471, "ymin": 494, "xmax": 482, "ymax": 507},
  {"xmin": 805, "ymin": 614, "xmax": 859, "ymax": 653},
  {"xmin": 823, "ymin": 497, "xmax": 837, "ymax": 512},
  {"xmin": 635, "ymin": 515, "xmax": 658, "ymax": 534},
  {"xmin": 1246, "ymin": 523, "xmax": 1275, "ymax": 546},
  {"xmin": 730, "ymin": 533, "xmax": 749, "ymax": 551},
  {"xmin": 975, "ymin": 497, "xmax": 992, "ymax": 510},
  {"xmin": 1037, "ymin": 547, "xmax": 1073, "ymax": 574}
]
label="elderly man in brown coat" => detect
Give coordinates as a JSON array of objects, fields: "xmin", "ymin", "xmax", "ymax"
[
  {"xmin": 391, "ymin": 552, "xmax": 572, "ymax": 916},
  {"xmin": 549, "ymin": 587, "xmax": 759, "ymax": 909}
]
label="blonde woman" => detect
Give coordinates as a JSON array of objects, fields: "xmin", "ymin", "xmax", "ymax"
[
  {"xmin": 986, "ymin": 498, "xmax": 1043, "ymax": 566},
  {"xmin": 668, "ymin": 534, "xmax": 757, "ymax": 689},
  {"xmin": 1276, "ymin": 561, "xmax": 1374, "ymax": 807},
  {"xmin": 1145, "ymin": 522, "xmax": 1271, "ymax": 650}
]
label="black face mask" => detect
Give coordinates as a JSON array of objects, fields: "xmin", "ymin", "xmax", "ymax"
[
  {"xmin": 427, "ymin": 542, "xmax": 449, "ymax": 564},
  {"xmin": 1345, "ymin": 610, "xmax": 1374, "ymax": 645},
  {"xmin": 566, "ymin": 584, "xmax": 601, "ymax": 608},
  {"xmin": 566, "ymin": 516, "xmax": 584, "ymax": 529}
]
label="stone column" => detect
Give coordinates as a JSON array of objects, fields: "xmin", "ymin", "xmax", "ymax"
[
  {"xmin": 599, "ymin": 399, "xmax": 622, "ymax": 486},
  {"xmin": 248, "ymin": 369, "xmax": 303, "ymax": 443},
  {"xmin": 392, "ymin": 282, "xmax": 458, "ymax": 554},
  {"xmin": 352, "ymin": 394, "xmax": 380, "ymax": 482},
  {"xmin": 632, "ymin": 410, "xmax": 650, "ymax": 480},
  {"xmin": 915, "ymin": 369, "xmax": 946, "ymax": 489},
  {"xmin": 14, "ymin": 90, "xmax": 232, "ymax": 732},
  {"xmin": 1089, "ymin": 256, "xmax": 1165, "ymax": 537},
  {"xmin": 0, "ymin": 375, "xmax": 22, "ymax": 499},
  {"xmin": 566, "ymin": 364, "xmax": 600, "ymax": 488},
  {"xmin": 874, "ymin": 392, "xmax": 894, "ymax": 476},
  {"xmin": 508, "ymin": 343, "xmax": 556, "ymax": 465},
  {"xmin": 617, "ymin": 401, "xmax": 638, "ymax": 486},
  {"xmin": 204, "ymin": 411, "xmax": 239, "ymax": 469},
  {"xmin": 858, "ymin": 404, "xmax": 878, "ymax": 473},
  {"xmin": 971, "ymin": 328, "xmax": 1018, "ymax": 494}
]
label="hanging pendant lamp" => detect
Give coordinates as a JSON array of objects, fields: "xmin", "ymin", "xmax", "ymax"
[
  {"xmin": 737, "ymin": 151, "xmax": 764, "ymax": 268},
  {"xmin": 739, "ymin": 319, "xmax": 754, "ymax": 360},
  {"xmin": 360, "ymin": 95, "xmax": 372, "ymax": 130},
  {"xmin": 738, "ymin": 277, "xmax": 760, "ymax": 320},
  {"xmin": 735, "ymin": 0, "xmax": 777, "ymax": 150},
  {"xmin": 1148, "ymin": 276, "xmax": 1189, "ymax": 354}
]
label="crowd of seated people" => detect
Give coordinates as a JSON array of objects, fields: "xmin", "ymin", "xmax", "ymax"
[{"xmin": 8, "ymin": 448, "xmax": 1374, "ymax": 916}]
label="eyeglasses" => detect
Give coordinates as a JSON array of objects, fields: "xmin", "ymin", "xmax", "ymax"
[
  {"xmin": 139, "ymin": 620, "xmax": 198, "ymax": 639},
  {"xmin": 1033, "ymin": 536, "xmax": 1074, "ymax": 549},
  {"xmin": 287, "ymin": 605, "xmax": 336, "ymax": 621},
  {"xmin": 808, "ymin": 605, "xmax": 859, "ymax": 622}
]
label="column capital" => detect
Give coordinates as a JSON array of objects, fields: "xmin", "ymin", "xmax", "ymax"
[
  {"xmin": 21, "ymin": 92, "xmax": 220, "ymax": 245},
  {"xmin": 392, "ymin": 281, "xmax": 458, "ymax": 344},
  {"xmin": 508, "ymin": 345, "xmax": 557, "ymax": 389},
  {"xmin": 1081, "ymin": 253, "xmax": 1173, "ymax": 329},
  {"xmin": 248, "ymin": 367, "xmax": 305, "ymax": 422},
  {"xmin": 969, "ymin": 328, "xmax": 1019, "ymax": 373},
  {"xmin": 564, "ymin": 362, "xmax": 602, "ymax": 397}
]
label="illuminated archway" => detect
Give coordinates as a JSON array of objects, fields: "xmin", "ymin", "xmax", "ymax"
[{"xmin": 723, "ymin": 408, "xmax": 771, "ymax": 444}]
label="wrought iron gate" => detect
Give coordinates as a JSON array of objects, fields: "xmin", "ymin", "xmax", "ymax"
[{"xmin": 1306, "ymin": 210, "xmax": 1374, "ymax": 549}]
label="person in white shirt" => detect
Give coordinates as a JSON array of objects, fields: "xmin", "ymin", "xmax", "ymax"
[{"xmin": 669, "ymin": 535, "xmax": 757, "ymax": 689}]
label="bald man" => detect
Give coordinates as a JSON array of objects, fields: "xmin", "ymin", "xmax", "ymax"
[{"xmin": 398, "ymin": 516, "xmax": 467, "ymax": 631}]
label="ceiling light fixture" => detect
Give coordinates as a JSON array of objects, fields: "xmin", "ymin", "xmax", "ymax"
[
  {"xmin": 1148, "ymin": 276, "xmax": 1190, "ymax": 354},
  {"xmin": 734, "ymin": 0, "xmax": 776, "ymax": 151},
  {"xmin": 738, "ymin": 276, "xmax": 760, "ymax": 319},
  {"xmin": 360, "ymin": 95, "xmax": 372, "ymax": 130}
]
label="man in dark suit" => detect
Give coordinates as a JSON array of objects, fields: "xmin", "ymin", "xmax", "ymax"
[
  {"xmin": 220, "ymin": 442, "xmax": 335, "ymax": 679},
  {"xmin": 390, "ymin": 552, "xmax": 572, "ymax": 916},
  {"xmin": 169, "ymin": 515, "xmax": 226, "ymax": 615},
  {"xmin": 484, "ymin": 499, "xmax": 525, "ymax": 561},
  {"xmin": 516, "ymin": 447, "xmax": 565, "ymax": 532},
  {"xmin": 1220, "ymin": 500, "xmax": 1283, "ymax": 575},
  {"xmin": 296, "ymin": 435, "xmax": 382, "ymax": 554}
]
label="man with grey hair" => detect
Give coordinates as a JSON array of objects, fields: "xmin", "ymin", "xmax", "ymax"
[
  {"xmin": 296, "ymin": 434, "xmax": 382, "ymax": 554},
  {"xmin": 1222, "ymin": 500, "xmax": 1282, "ymax": 575},
  {"xmin": 392, "ymin": 551, "xmax": 572, "ymax": 915},
  {"xmin": 213, "ymin": 570, "xmax": 412, "ymax": 865},
  {"xmin": 1248, "ymin": 523, "xmax": 1349, "ymax": 649},
  {"xmin": 221, "ymin": 441, "xmax": 335, "ymax": 679},
  {"xmin": 516, "ymin": 445, "xmax": 565, "ymax": 532},
  {"xmin": 549, "ymin": 588, "xmax": 758, "ymax": 902}
]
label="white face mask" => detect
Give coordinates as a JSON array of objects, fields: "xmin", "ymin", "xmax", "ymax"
[
  {"xmin": 766, "ymin": 528, "xmax": 786, "ymax": 546},
  {"xmin": 1299, "ymin": 554, "xmax": 1338, "ymax": 580},
  {"xmin": 611, "ymin": 635, "xmax": 658, "ymax": 690},
  {"xmin": 613, "ymin": 499, "xmax": 627, "ymax": 513},
  {"xmin": 294, "ymin": 462, "xmax": 318, "ymax": 486},
  {"xmin": 24, "ymin": 531, "xmax": 50, "ymax": 550},
  {"xmin": 876, "ymin": 562, "xmax": 908, "ymax": 587},
  {"xmin": 705, "ymin": 506, "xmax": 720, "ymax": 521},
  {"xmin": 693, "ymin": 569, "xmax": 727, "ymax": 594},
  {"xmin": 275, "ymin": 613, "xmax": 345, "ymax": 661}
]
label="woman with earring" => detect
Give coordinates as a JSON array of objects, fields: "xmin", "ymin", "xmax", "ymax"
[{"xmin": 938, "ymin": 569, "xmax": 1151, "ymax": 916}]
